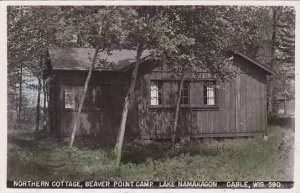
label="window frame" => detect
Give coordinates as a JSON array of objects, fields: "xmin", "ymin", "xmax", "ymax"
[
  {"xmin": 180, "ymin": 82, "xmax": 190, "ymax": 106},
  {"xmin": 203, "ymin": 81, "xmax": 217, "ymax": 106},
  {"xmin": 150, "ymin": 80, "xmax": 163, "ymax": 107},
  {"xmin": 62, "ymin": 84, "xmax": 112, "ymax": 111},
  {"xmin": 149, "ymin": 79, "xmax": 219, "ymax": 110},
  {"xmin": 63, "ymin": 86, "xmax": 77, "ymax": 109}
]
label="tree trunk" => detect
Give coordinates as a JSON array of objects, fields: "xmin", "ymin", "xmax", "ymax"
[
  {"xmin": 114, "ymin": 43, "xmax": 144, "ymax": 167},
  {"xmin": 69, "ymin": 48, "xmax": 100, "ymax": 148},
  {"xmin": 36, "ymin": 77, "xmax": 41, "ymax": 132},
  {"xmin": 17, "ymin": 63, "xmax": 23, "ymax": 123},
  {"xmin": 43, "ymin": 79, "xmax": 47, "ymax": 130},
  {"xmin": 14, "ymin": 83, "xmax": 19, "ymax": 126},
  {"xmin": 284, "ymin": 94, "xmax": 287, "ymax": 115},
  {"xmin": 76, "ymin": 16, "xmax": 83, "ymax": 47},
  {"xmin": 36, "ymin": 57, "xmax": 45, "ymax": 132},
  {"xmin": 268, "ymin": 7, "xmax": 278, "ymax": 115},
  {"xmin": 172, "ymin": 74, "xmax": 185, "ymax": 144}
]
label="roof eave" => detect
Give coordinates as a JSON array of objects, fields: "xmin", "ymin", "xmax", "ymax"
[
  {"xmin": 52, "ymin": 68, "xmax": 123, "ymax": 72},
  {"xmin": 119, "ymin": 54, "xmax": 154, "ymax": 72},
  {"xmin": 231, "ymin": 50, "xmax": 275, "ymax": 75}
]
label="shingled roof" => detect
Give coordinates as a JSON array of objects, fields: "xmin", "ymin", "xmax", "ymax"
[
  {"xmin": 48, "ymin": 47, "xmax": 152, "ymax": 71},
  {"xmin": 48, "ymin": 47, "xmax": 274, "ymax": 76}
]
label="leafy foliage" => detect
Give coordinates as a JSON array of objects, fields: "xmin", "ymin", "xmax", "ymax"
[
  {"xmin": 7, "ymin": 6, "xmax": 295, "ymax": 129},
  {"xmin": 271, "ymin": 7, "xmax": 295, "ymax": 101}
]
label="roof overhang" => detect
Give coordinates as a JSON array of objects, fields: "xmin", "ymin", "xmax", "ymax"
[
  {"xmin": 47, "ymin": 47, "xmax": 152, "ymax": 72},
  {"xmin": 230, "ymin": 50, "xmax": 275, "ymax": 75}
]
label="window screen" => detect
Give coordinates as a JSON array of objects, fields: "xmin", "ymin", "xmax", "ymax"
[
  {"xmin": 64, "ymin": 87, "xmax": 76, "ymax": 109},
  {"xmin": 150, "ymin": 81, "xmax": 163, "ymax": 106},
  {"xmin": 203, "ymin": 82, "xmax": 216, "ymax": 105}
]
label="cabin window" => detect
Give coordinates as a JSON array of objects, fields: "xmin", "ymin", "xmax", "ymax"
[
  {"xmin": 180, "ymin": 82, "xmax": 189, "ymax": 105},
  {"xmin": 203, "ymin": 82, "xmax": 216, "ymax": 105},
  {"xmin": 64, "ymin": 87, "xmax": 76, "ymax": 109},
  {"xmin": 150, "ymin": 81, "xmax": 163, "ymax": 106},
  {"xmin": 149, "ymin": 80, "xmax": 218, "ymax": 109},
  {"xmin": 63, "ymin": 85, "xmax": 113, "ymax": 110}
]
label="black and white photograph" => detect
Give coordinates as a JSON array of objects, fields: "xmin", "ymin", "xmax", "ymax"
[{"xmin": 1, "ymin": 1, "xmax": 297, "ymax": 191}]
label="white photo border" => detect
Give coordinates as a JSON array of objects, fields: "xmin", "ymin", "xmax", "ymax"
[{"xmin": 0, "ymin": 1, "xmax": 299, "ymax": 193}]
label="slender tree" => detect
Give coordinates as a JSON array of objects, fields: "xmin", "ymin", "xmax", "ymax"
[
  {"xmin": 35, "ymin": 83, "xmax": 41, "ymax": 131},
  {"xmin": 171, "ymin": 74, "xmax": 185, "ymax": 144},
  {"xmin": 69, "ymin": 48, "xmax": 100, "ymax": 147},
  {"xmin": 114, "ymin": 7, "xmax": 197, "ymax": 166},
  {"xmin": 114, "ymin": 42, "xmax": 144, "ymax": 165},
  {"xmin": 42, "ymin": 77, "xmax": 47, "ymax": 130},
  {"xmin": 8, "ymin": 6, "xmax": 60, "ymax": 131},
  {"xmin": 66, "ymin": 7, "xmax": 127, "ymax": 147}
]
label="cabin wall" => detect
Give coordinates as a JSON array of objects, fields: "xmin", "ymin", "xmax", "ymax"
[
  {"xmin": 50, "ymin": 70, "xmax": 134, "ymax": 141},
  {"xmin": 135, "ymin": 58, "xmax": 268, "ymax": 139},
  {"xmin": 48, "ymin": 74, "xmax": 60, "ymax": 137},
  {"xmin": 49, "ymin": 57, "xmax": 268, "ymax": 140}
]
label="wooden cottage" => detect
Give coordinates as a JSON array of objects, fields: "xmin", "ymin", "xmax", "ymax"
[{"xmin": 45, "ymin": 48, "xmax": 274, "ymax": 141}]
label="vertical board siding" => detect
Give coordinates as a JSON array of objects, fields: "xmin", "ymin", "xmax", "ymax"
[
  {"xmin": 230, "ymin": 80, "xmax": 236, "ymax": 133},
  {"xmin": 240, "ymin": 74, "xmax": 247, "ymax": 132},
  {"xmin": 257, "ymin": 81, "xmax": 261, "ymax": 132},
  {"xmin": 196, "ymin": 111, "xmax": 203, "ymax": 134},
  {"xmin": 190, "ymin": 82, "xmax": 203, "ymax": 106},
  {"xmin": 60, "ymin": 110, "xmax": 121, "ymax": 138},
  {"xmin": 225, "ymin": 83, "xmax": 231, "ymax": 133},
  {"xmin": 255, "ymin": 79, "xmax": 259, "ymax": 132},
  {"xmin": 164, "ymin": 82, "xmax": 178, "ymax": 106},
  {"xmin": 190, "ymin": 111, "xmax": 197, "ymax": 134},
  {"xmin": 178, "ymin": 111, "xmax": 190, "ymax": 136},
  {"xmin": 251, "ymin": 75, "xmax": 256, "ymax": 132},
  {"xmin": 243, "ymin": 74, "xmax": 248, "ymax": 133},
  {"xmin": 243, "ymin": 74, "xmax": 247, "ymax": 132},
  {"xmin": 58, "ymin": 84, "xmax": 64, "ymax": 138},
  {"xmin": 245, "ymin": 75, "xmax": 249, "ymax": 133},
  {"xmin": 236, "ymin": 74, "xmax": 241, "ymax": 132},
  {"xmin": 208, "ymin": 111, "xmax": 213, "ymax": 133},
  {"xmin": 248, "ymin": 75, "xmax": 254, "ymax": 132},
  {"xmin": 263, "ymin": 83, "xmax": 267, "ymax": 132},
  {"xmin": 52, "ymin": 58, "xmax": 268, "ymax": 139},
  {"xmin": 218, "ymin": 85, "xmax": 227, "ymax": 134}
]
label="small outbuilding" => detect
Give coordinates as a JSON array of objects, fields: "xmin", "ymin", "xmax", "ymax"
[
  {"xmin": 275, "ymin": 95, "xmax": 295, "ymax": 116},
  {"xmin": 45, "ymin": 48, "xmax": 274, "ymax": 141}
]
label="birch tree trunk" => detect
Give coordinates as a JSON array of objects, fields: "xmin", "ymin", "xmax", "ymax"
[
  {"xmin": 36, "ymin": 59, "xmax": 43, "ymax": 132},
  {"xmin": 69, "ymin": 48, "xmax": 100, "ymax": 148},
  {"xmin": 171, "ymin": 74, "xmax": 185, "ymax": 144},
  {"xmin": 114, "ymin": 43, "xmax": 144, "ymax": 167}
]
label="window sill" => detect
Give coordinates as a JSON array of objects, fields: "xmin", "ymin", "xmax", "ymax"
[
  {"xmin": 63, "ymin": 108, "xmax": 113, "ymax": 112},
  {"xmin": 149, "ymin": 105, "xmax": 219, "ymax": 111}
]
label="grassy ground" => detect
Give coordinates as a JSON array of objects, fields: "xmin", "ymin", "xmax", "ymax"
[{"xmin": 7, "ymin": 125, "xmax": 294, "ymax": 181}]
